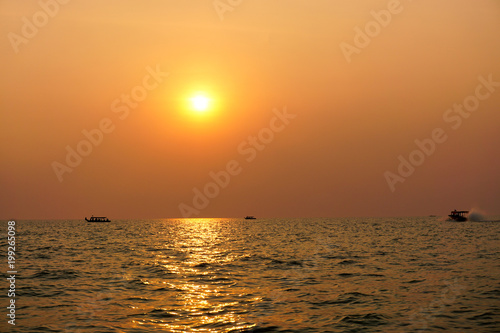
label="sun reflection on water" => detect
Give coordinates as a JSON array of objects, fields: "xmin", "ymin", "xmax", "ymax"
[
  {"xmin": 133, "ymin": 218, "xmax": 256, "ymax": 332},
  {"xmin": 19, "ymin": 218, "xmax": 500, "ymax": 332}
]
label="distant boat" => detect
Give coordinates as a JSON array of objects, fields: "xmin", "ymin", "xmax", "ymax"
[
  {"xmin": 85, "ymin": 216, "xmax": 110, "ymax": 223},
  {"xmin": 244, "ymin": 216, "xmax": 256, "ymax": 220},
  {"xmin": 448, "ymin": 210, "xmax": 468, "ymax": 222}
]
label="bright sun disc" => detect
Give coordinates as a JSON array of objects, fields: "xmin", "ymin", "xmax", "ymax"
[{"xmin": 190, "ymin": 94, "xmax": 210, "ymax": 112}]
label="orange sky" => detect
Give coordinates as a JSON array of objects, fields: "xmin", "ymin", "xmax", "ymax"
[{"xmin": 1, "ymin": 0, "xmax": 499, "ymax": 219}]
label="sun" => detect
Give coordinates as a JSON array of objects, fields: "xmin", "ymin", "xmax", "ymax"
[{"xmin": 190, "ymin": 93, "xmax": 211, "ymax": 112}]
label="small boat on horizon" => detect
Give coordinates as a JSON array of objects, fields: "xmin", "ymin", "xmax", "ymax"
[
  {"xmin": 448, "ymin": 210, "xmax": 468, "ymax": 222},
  {"xmin": 85, "ymin": 215, "xmax": 111, "ymax": 223},
  {"xmin": 244, "ymin": 216, "xmax": 256, "ymax": 220}
]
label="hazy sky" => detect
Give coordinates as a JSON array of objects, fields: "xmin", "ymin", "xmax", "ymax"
[{"xmin": 1, "ymin": 0, "xmax": 499, "ymax": 219}]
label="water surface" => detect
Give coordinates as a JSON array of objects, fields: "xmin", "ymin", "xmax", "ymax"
[{"xmin": 1, "ymin": 217, "xmax": 499, "ymax": 332}]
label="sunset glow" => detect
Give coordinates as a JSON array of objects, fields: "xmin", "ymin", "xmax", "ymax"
[
  {"xmin": 3, "ymin": 2, "xmax": 499, "ymax": 332},
  {"xmin": 190, "ymin": 94, "xmax": 211, "ymax": 113},
  {"xmin": 1, "ymin": 1, "xmax": 499, "ymax": 220}
]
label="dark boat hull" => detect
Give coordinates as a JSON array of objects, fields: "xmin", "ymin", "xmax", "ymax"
[
  {"xmin": 448, "ymin": 210, "xmax": 469, "ymax": 222},
  {"xmin": 85, "ymin": 218, "xmax": 110, "ymax": 223},
  {"xmin": 448, "ymin": 215, "xmax": 467, "ymax": 222}
]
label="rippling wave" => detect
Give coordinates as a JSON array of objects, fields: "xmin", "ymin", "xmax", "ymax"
[{"xmin": 1, "ymin": 217, "xmax": 499, "ymax": 332}]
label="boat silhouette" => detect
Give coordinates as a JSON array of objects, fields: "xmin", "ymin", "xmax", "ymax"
[
  {"xmin": 448, "ymin": 210, "xmax": 468, "ymax": 222},
  {"xmin": 85, "ymin": 215, "xmax": 111, "ymax": 223}
]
